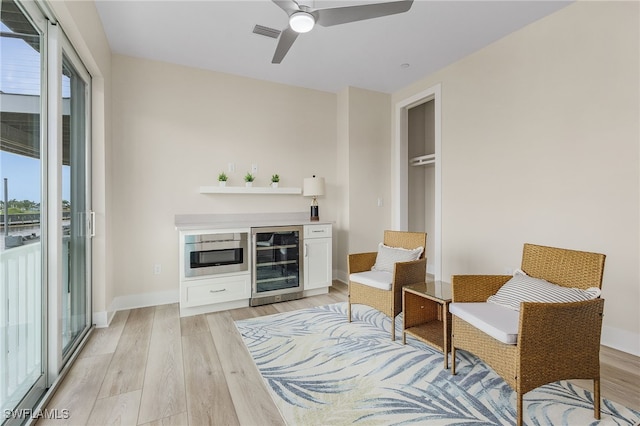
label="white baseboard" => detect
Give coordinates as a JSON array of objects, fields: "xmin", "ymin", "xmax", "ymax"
[
  {"xmin": 601, "ymin": 325, "xmax": 640, "ymax": 357},
  {"xmin": 109, "ymin": 289, "xmax": 180, "ymax": 313},
  {"xmin": 92, "ymin": 310, "xmax": 113, "ymax": 328},
  {"xmin": 93, "ymin": 284, "xmax": 640, "ymax": 358},
  {"xmin": 180, "ymin": 299, "xmax": 249, "ymax": 317},
  {"xmin": 303, "ymin": 287, "xmax": 329, "ymax": 297}
]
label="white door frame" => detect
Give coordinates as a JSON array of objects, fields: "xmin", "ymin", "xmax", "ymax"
[
  {"xmin": 46, "ymin": 20, "xmax": 93, "ymax": 385},
  {"xmin": 392, "ymin": 84, "xmax": 442, "ymax": 280}
]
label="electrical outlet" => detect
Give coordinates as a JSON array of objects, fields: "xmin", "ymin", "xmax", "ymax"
[
  {"xmin": 228, "ymin": 162, "xmax": 235, "ymax": 173},
  {"xmin": 251, "ymin": 163, "xmax": 258, "ymax": 174},
  {"xmin": 377, "ymin": 197, "xmax": 383, "ymax": 207},
  {"xmin": 154, "ymin": 264, "xmax": 161, "ymax": 275}
]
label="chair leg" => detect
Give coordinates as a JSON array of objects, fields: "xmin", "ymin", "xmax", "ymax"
[
  {"xmin": 391, "ymin": 317, "xmax": 395, "ymax": 341},
  {"xmin": 451, "ymin": 346, "xmax": 456, "ymax": 375},
  {"xmin": 516, "ymin": 392, "xmax": 523, "ymax": 426},
  {"xmin": 347, "ymin": 299, "xmax": 352, "ymax": 323},
  {"xmin": 594, "ymin": 378, "xmax": 601, "ymax": 420}
]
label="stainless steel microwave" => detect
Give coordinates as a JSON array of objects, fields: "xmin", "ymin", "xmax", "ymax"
[{"xmin": 184, "ymin": 232, "xmax": 249, "ymax": 278}]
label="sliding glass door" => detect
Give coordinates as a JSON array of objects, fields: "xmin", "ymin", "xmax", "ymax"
[
  {"xmin": 0, "ymin": 0, "xmax": 47, "ymax": 416},
  {"xmin": 61, "ymin": 48, "xmax": 91, "ymax": 357},
  {"xmin": 1, "ymin": 0, "xmax": 92, "ymax": 419}
]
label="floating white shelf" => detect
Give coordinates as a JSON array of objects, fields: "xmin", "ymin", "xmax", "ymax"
[
  {"xmin": 409, "ymin": 153, "xmax": 436, "ymax": 167},
  {"xmin": 200, "ymin": 186, "xmax": 302, "ymax": 195}
]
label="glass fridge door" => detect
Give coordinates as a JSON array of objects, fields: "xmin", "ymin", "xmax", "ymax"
[{"xmin": 254, "ymin": 227, "xmax": 302, "ymax": 294}]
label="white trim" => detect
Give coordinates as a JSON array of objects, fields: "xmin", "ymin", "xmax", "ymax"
[
  {"xmin": 393, "ymin": 105, "xmax": 408, "ymax": 230},
  {"xmin": 434, "ymin": 84, "xmax": 442, "ymax": 283},
  {"xmin": 303, "ymin": 287, "xmax": 329, "ymax": 297},
  {"xmin": 59, "ymin": 28, "xmax": 93, "ymax": 366},
  {"xmin": 92, "ymin": 310, "xmax": 114, "ymax": 328},
  {"xmin": 393, "ymin": 84, "xmax": 442, "ymax": 281},
  {"xmin": 46, "ymin": 21, "xmax": 63, "ymax": 386},
  {"xmin": 109, "ymin": 290, "xmax": 180, "ymax": 312},
  {"xmin": 180, "ymin": 299, "xmax": 249, "ymax": 317},
  {"xmin": 601, "ymin": 325, "xmax": 640, "ymax": 357},
  {"xmin": 335, "ymin": 268, "xmax": 348, "ymax": 285},
  {"xmin": 100, "ymin": 285, "xmax": 640, "ymax": 358}
]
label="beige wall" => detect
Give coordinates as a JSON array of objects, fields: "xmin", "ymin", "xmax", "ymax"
[
  {"xmin": 52, "ymin": 0, "xmax": 113, "ymax": 321},
  {"xmin": 55, "ymin": 0, "xmax": 639, "ymax": 354},
  {"xmin": 392, "ymin": 1, "xmax": 640, "ymax": 354},
  {"xmin": 111, "ymin": 55, "xmax": 338, "ymax": 303},
  {"xmin": 335, "ymin": 87, "xmax": 392, "ymax": 278},
  {"xmin": 345, "ymin": 87, "xmax": 392, "ymax": 257}
]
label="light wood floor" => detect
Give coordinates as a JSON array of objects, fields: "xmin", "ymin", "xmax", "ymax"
[{"xmin": 39, "ymin": 281, "xmax": 639, "ymax": 425}]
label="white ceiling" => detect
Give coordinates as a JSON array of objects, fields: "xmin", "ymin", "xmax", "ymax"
[{"xmin": 94, "ymin": 0, "xmax": 572, "ymax": 94}]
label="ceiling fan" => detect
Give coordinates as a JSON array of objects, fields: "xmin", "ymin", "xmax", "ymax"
[{"xmin": 270, "ymin": 0, "xmax": 414, "ymax": 64}]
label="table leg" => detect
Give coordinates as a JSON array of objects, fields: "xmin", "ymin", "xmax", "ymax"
[
  {"xmin": 442, "ymin": 302, "xmax": 448, "ymax": 369},
  {"xmin": 402, "ymin": 291, "xmax": 406, "ymax": 345}
]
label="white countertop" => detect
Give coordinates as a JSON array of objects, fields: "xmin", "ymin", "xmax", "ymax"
[{"xmin": 175, "ymin": 211, "xmax": 332, "ymax": 231}]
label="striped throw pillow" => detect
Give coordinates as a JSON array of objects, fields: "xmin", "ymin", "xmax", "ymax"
[
  {"xmin": 371, "ymin": 243, "xmax": 423, "ymax": 273},
  {"xmin": 487, "ymin": 270, "xmax": 601, "ymax": 311}
]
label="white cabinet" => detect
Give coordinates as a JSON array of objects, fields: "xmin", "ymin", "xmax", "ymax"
[
  {"xmin": 181, "ymin": 274, "xmax": 251, "ymax": 308},
  {"xmin": 177, "ymin": 222, "xmax": 332, "ymax": 316},
  {"xmin": 303, "ymin": 224, "xmax": 332, "ymax": 291}
]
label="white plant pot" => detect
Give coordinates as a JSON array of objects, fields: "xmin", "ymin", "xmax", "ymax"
[
  {"xmin": 271, "ymin": 182, "xmax": 278, "ymax": 188},
  {"xmin": 245, "ymin": 182, "xmax": 253, "ymax": 187},
  {"xmin": 219, "ymin": 181, "xmax": 226, "ymax": 187}
]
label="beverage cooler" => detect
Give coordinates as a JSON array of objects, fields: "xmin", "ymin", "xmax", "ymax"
[{"xmin": 250, "ymin": 226, "xmax": 304, "ymax": 306}]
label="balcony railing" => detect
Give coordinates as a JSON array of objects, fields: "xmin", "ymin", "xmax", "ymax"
[
  {"xmin": 0, "ymin": 212, "xmax": 71, "ymax": 229},
  {"xmin": 0, "ymin": 242, "xmax": 42, "ymax": 412}
]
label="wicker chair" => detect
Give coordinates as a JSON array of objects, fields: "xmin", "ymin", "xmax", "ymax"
[
  {"xmin": 347, "ymin": 230, "xmax": 427, "ymax": 340},
  {"xmin": 450, "ymin": 243, "xmax": 606, "ymax": 426}
]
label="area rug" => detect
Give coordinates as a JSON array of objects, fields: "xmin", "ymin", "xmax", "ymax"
[{"xmin": 235, "ymin": 303, "xmax": 640, "ymax": 425}]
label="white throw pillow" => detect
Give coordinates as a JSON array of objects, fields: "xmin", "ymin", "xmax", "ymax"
[
  {"xmin": 487, "ymin": 270, "xmax": 601, "ymax": 311},
  {"xmin": 371, "ymin": 243, "xmax": 423, "ymax": 273}
]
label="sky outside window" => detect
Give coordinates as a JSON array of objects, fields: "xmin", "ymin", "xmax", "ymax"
[{"xmin": 1, "ymin": 21, "xmax": 71, "ymax": 205}]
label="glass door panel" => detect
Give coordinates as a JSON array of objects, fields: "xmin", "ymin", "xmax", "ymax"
[
  {"xmin": 0, "ymin": 0, "xmax": 46, "ymax": 414},
  {"xmin": 61, "ymin": 51, "xmax": 90, "ymax": 356},
  {"xmin": 253, "ymin": 227, "xmax": 302, "ymax": 293}
]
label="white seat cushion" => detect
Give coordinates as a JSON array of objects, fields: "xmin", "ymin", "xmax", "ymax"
[
  {"xmin": 349, "ymin": 270, "xmax": 393, "ymax": 291},
  {"xmin": 449, "ymin": 302, "xmax": 519, "ymax": 345}
]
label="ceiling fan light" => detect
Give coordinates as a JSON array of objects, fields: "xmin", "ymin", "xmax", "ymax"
[{"xmin": 289, "ymin": 12, "xmax": 315, "ymax": 33}]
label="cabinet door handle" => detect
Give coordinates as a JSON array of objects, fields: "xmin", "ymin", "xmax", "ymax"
[
  {"xmin": 304, "ymin": 244, "xmax": 308, "ymax": 257},
  {"xmin": 209, "ymin": 289, "xmax": 226, "ymax": 293}
]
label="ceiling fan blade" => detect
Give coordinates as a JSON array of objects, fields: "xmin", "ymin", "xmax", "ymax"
[
  {"xmin": 315, "ymin": 0, "xmax": 413, "ymax": 27},
  {"xmin": 272, "ymin": 26, "xmax": 300, "ymax": 64},
  {"xmin": 272, "ymin": 0, "xmax": 300, "ymax": 15}
]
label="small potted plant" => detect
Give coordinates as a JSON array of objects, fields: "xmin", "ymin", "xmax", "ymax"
[
  {"xmin": 271, "ymin": 174, "xmax": 280, "ymax": 188},
  {"xmin": 244, "ymin": 172, "xmax": 255, "ymax": 187},
  {"xmin": 218, "ymin": 172, "xmax": 228, "ymax": 187}
]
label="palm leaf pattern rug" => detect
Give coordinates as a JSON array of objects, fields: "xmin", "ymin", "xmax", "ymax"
[{"xmin": 235, "ymin": 303, "xmax": 640, "ymax": 425}]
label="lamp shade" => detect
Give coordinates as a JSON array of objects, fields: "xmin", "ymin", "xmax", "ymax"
[{"xmin": 303, "ymin": 176, "xmax": 325, "ymax": 197}]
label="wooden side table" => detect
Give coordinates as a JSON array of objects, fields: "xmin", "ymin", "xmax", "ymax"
[{"xmin": 402, "ymin": 281, "xmax": 452, "ymax": 369}]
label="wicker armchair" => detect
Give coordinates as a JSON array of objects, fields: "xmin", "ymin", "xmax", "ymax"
[
  {"xmin": 450, "ymin": 243, "xmax": 606, "ymax": 426},
  {"xmin": 347, "ymin": 230, "xmax": 427, "ymax": 340}
]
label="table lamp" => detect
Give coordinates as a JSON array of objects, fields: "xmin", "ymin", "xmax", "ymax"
[{"xmin": 303, "ymin": 175, "xmax": 325, "ymax": 221}]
